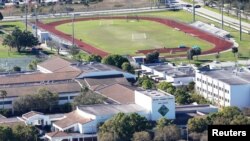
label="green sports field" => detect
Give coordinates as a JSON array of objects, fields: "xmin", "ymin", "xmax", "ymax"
[{"xmin": 56, "ymin": 19, "xmax": 213, "ymax": 55}]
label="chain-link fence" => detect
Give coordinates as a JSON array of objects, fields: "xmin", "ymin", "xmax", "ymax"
[
  {"xmin": 1, "ymin": 0, "xmax": 170, "ymax": 16},
  {"xmin": 0, "ymin": 56, "xmax": 38, "ymax": 71}
]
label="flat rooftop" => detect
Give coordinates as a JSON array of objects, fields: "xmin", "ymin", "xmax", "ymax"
[
  {"xmin": 78, "ymin": 104, "xmax": 146, "ymax": 116},
  {"xmin": 142, "ymin": 63, "xmax": 195, "ymax": 77},
  {"xmin": 176, "ymin": 104, "xmax": 218, "ymax": 113},
  {"xmin": 76, "ymin": 62, "xmax": 118, "ymax": 73},
  {"xmin": 200, "ymin": 69, "xmax": 250, "ymax": 85},
  {"xmin": 76, "ymin": 62, "xmax": 136, "ymax": 79},
  {"xmin": 136, "ymin": 89, "xmax": 174, "ymax": 99}
]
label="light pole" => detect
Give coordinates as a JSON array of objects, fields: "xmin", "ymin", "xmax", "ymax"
[
  {"xmin": 72, "ymin": 14, "xmax": 75, "ymax": 46},
  {"xmin": 192, "ymin": 0, "xmax": 195, "ymax": 22},
  {"xmin": 35, "ymin": 2, "xmax": 38, "ymax": 38},
  {"xmin": 239, "ymin": 2, "xmax": 242, "ymax": 41},
  {"xmin": 25, "ymin": 0, "xmax": 28, "ymax": 31},
  {"xmin": 221, "ymin": 0, "xmax": 224, "ymax": 29}
]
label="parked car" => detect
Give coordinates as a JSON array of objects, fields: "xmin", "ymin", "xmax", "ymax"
[
  {"xmin": 178, "ymin": 45, "xmax": 186, "ymax": 48},
  {"xmin": 194, "ymin": 5, "xmax": 201, "ymax": 8},
  {"xmin": 185, "ymin": 4, "xmax": 192, "ymax": 7}
]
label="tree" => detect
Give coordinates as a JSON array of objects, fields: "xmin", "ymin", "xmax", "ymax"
[
  {"xmin": 69, "ymin": 45, "xmax": 80, "ymax": 56},
  {"xmin": 154, "ymin": 125, "xmax": 181, "ymax": 141},
  {"xmin": 102, "ymin": 54, "xmax": 129, "ymax": 68},
  {"xmin": 28, "ymin": 60, "xmax": 38, "ymax": 70},
  {"xmin": 2, "ymin": 28, "xmax": 39, "ymax": 52},
  {"xmin": 187, "ymin": 117, "xmax": 208, "ymax": 133},
  {"xmin": 19, "ymin": 31, "xmax": 39, "ymax": 51},
  {"xmin": 13, "ymin": 66, "xmax": 21, "ymax": 72},
  {"xmin": 189, "ymin": 132, "xmax": 202, "ymax": 141},
  {"xmin": 232, "ymin": 47, "xmax": 238, "ymax": 57},
  {"xmin": 0, "ymin": 12, "xmax": 3, "ymax": 20},
  {"xmin": 98, "ymin": 132, "xmax": 118, "ymax": 141},
  {"xmin": 86, "ymin": 54, "xmax": 102, "ymax": 62},
  {"xmin": 73, "ymin": 88, "xmax": 105, "ymax": 107},
  {"xmin": 193, "ymin": 47, "xmax": 201, "ymax": 60},
  {"xmin": 46, "ymin": 41, "xmax": 60, "ymax": 54},
  {"xmin": 12, "ymin": 124, "xmax": 39, "ymax": 141},
  {"xmin": 188, "ymin": 81, "xmax": 195, "ymax": 92},
  {"xmin": 122, "ymin": 62, "xmax": 134, "ymax": 73},
  {"xmin": 0, "ymin": 90, "xmax": 7, "ymax": 109},
  {"xmin": 200, "ymin": 131, "xmax": 208, "ymax": 141},
  {"xmin": 187, "ymin": 47, "xmax": 201, "ymax": 60},
  {"xmin": 174, "ymin": 89, "xmax": 191, "ymax": 104},
  {"xmin": 157, "ymin": 82, "xmax": 175, "ymax": 93},
  {"xmin": 0, "ymin": 126, "xmax": 14, "ymax": 141},
  {"xmin": 0, "ymin": 124, "xmax": 39, "ymax": 141},
  {"xmin": 13, "ymin": 88, "xmax": 58, "ymax": 113},
  {"xmin": 190, "ymin": 93, "xmax": 209, "ymax": 104},
  {"xmin": 99, "ymin": 113, "xmax": 152, "ymax": 141},
  {"xmin": 156, "ymin": 117, "xmax": 173, "ymax": 129},
  {"xmin": 138, "ymin": 76, "xmax": 155, "ymax": 89},
  {"xmin": 145, "ymin": 51, "xmax": 159, "ymax": 63},
  {"xmin": 133, "ymin": 131, "xmax": 151, "ymax": 141},
  {"xmin": 142, "ymin": 79, "xmax": 154, "ymax": 89}
]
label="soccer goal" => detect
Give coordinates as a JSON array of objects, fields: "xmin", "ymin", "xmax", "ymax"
[
  {"xmin": 132, "ymin": 33, "xmax": 147, "ymax": 41},
  {"xmin": 99, "ymin": 20, "xmax": 114, "ymax": 26}
]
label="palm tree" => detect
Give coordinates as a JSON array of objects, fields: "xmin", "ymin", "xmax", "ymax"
[{"xmin": 0, "ymin": 90, "xmax": 7, "ymax": 109}]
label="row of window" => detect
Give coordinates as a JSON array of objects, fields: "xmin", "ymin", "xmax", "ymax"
[
  {"xmin": 0, "ymin": 101, "xmax": 12, "ymax": 105},
  {"xmin": 197, "ymin": 87, "xmax": 230, "ymax": 103},
  {"xmin": 59, "ymin": 96, "xmax": 76, "ymax": 100},
  {"xmin": 207, "ymin": 93, "xmax": 230, "ymax": 103},
  {"xmin": 196, "ymin": 78, "xmax": 230, "ymax": 93}
]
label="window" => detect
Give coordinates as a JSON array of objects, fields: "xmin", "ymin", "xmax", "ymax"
[
  {"xmin": 0, "ymin": 101, "xmax": 12, "ymax": 105},
  {"xmin": 59, "ymin": 97, "xmax": 68, "ymax": 100},
  {"xmin": 73, "ymin": 138, "xmax": 78, "ymax": 141},
  {"xmin": 70, "ymin": 96, "xmax": 76, "ymax": 99}
]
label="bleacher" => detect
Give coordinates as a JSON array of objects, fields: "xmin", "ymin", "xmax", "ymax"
[{"xmin": 191, "ymin": 21, "xmax": 230, "ymax": 38}]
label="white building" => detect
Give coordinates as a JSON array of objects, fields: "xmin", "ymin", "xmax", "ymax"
[
  {"xmin": 135, "ymin": 89, "xmax": 175, "ymax": 120},
  {"xmin": 51, "ymin": 89, "xmax": 175, "ymax": 133},
  {"xmin": 196, "ymin": 69, "xmax": 250, "ymax": 108},
  {"xmin": 44, "ymin": 89, "xmax": 175, "ymax": 141},
  {"xmin": 140, "ymin": 63, "xmax": 195, "ymax": 86}
]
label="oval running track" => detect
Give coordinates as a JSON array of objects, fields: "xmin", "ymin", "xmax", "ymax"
[{"xmin": 36, "ymin": 16, "xmax": 234, "ymax": 57}]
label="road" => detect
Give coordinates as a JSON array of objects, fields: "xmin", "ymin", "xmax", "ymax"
[
  {"xmin": 196, "ymin": 8, "xmax": 250, "ymax": 31},
  {"xmin": 177, "ymin": 0, "xmax": 250, "ymax": 33},
  {"xmin": 2, "ymin": 7, "xmax": 167, "ymax": 22}
]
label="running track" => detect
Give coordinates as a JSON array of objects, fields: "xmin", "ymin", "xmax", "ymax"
[{"xmin": 36, "ymin": 16, "xmax": 234, "ymax": 57}]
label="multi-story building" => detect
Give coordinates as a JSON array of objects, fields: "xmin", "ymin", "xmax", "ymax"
[
  {"xmin": 140, "ymin": 63, "xmax": 195, "ymax": 86},
  {"xmin": 196, "ymin": 69, "xmax": 250, "ymax": 108},
  {"xmin": 0, "ymin": 89, "xmax": 176, "ymax": 141}
]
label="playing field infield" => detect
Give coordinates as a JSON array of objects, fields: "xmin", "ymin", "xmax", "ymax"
[{"xmin": 56, "ymin": 19, "xmax": 213, "ymax": 55}]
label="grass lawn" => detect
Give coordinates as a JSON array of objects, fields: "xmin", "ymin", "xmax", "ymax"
[
  {"xmin": 139, "ymin": 10, "xmax": 250, "ymax": 62},
  {"xmin": 0, "ymin": 21, "xmax": 34, "ymax": 58},
  {"xmin": 0, "ymin": 44, "xmax": 32, "ymax": 58},
  {"xmin": 0, "ymin": 21, "xmax": 27, "ymax": 32},
  {"xmin": 56, "ymin": 19, "xmax": 213, "ymax": 55}
]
